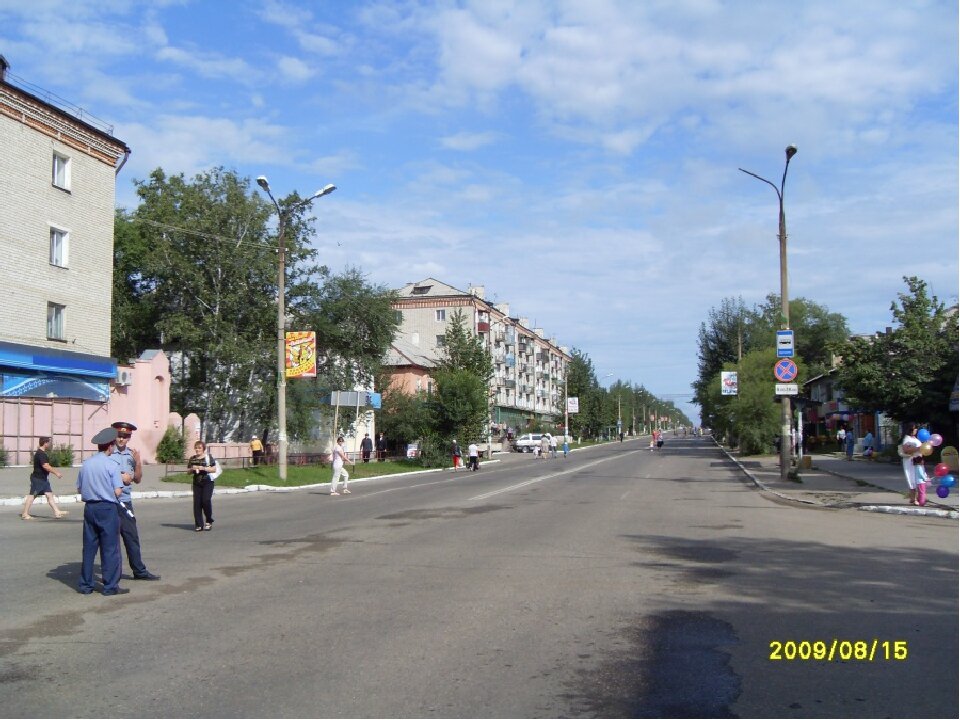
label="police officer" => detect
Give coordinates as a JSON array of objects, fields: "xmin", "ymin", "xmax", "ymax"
[
  {"xmin": 110, "ymin": 421, "xmax": 161, "ymax": 581},
  {"xmin": 77, "ymin": 427, "xmax": 127, "ymax": 595}
]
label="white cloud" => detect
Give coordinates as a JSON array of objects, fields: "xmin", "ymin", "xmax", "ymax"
[
  {"xmin": 276, "ymin": 56, "xmax": 315, "ymax": 82},
  {"xmin": 440, "ymin": 131, "xmax": 498, "ymax": 151}
]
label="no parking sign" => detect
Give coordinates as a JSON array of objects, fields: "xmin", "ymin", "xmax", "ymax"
[{"xmin": 774, "ymin": 359, "xmax": 798, "ymax": 383}]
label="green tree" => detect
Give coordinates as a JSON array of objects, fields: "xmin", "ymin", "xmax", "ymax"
[
  {"xmin": 565, "ymin": 348, "xmax": 602, "ymax": 438},
  {"xmin": 749, "ymin": 294, "xmax": 849, "ymax": 376},
  {"xmin": 833, "ymin": 277, "xmax": 959, "ymax": 438},
  {"xmin": 112, "ymin": 167, "xmax": 398, "ymax": 444},
  {"xmin": 693, "ymin": 297, "xmax": 750, "ymax": 430}
]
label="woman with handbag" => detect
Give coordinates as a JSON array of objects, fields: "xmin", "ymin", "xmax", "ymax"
[{"xmin": 187, "ymin": 440, "xmax": 220, "ymax": 531}]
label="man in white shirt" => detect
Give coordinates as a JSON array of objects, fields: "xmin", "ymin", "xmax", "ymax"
[{"xmin": 467, "ymin": 442, "xmax": 479, "ymax": 471}]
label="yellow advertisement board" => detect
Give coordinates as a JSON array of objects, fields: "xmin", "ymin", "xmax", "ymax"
[{"xmin": 285, "ymin": 331, "xmax": 316, "ymax": 378}]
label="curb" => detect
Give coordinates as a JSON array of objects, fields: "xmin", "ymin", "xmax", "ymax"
[
  {"xmin": 713, "ymin": 440, "xmax": 958, "ymax": 519},
  {"xmin": 3, "ymin": 460, "xmax": 501, "ymax": 508}
]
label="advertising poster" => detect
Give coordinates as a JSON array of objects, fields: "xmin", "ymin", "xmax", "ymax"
[
  {"xmin": 721, "ymin": 371, "xmax": 738, "ymax": 396},
  {"xmin": 285, "ymin": 331, "xmax": 317, "ymax": 378}
]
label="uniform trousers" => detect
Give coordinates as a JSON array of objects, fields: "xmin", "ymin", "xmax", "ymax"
[
  {"xmin": 118, "ymin": 500, "xmax": 148, "ymax": 577},
  {"xmin": 80, "ymin": 501, "xmax": 122, "ymax": 594}
]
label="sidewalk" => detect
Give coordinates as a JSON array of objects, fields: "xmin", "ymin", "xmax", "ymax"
[{"xmin": 721, "ymin": 446, "xmax": 959, "ymax": 519}]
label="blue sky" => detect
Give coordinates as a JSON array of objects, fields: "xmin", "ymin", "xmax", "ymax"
[{"xmin": 2, "ymin": 0, "xmax": 957, "ymax": 422}]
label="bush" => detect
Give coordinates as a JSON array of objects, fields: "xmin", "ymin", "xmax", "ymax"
[
  {"xmin": 417, "ymin": 433, "xmax": 450, "ymax": 469},
  {"xmin": 0, "ymin": 446, "xmax": 7, "ymax": 467},
  {"xmin": 156, "ymin": 425, "xmax": 186, "ymax": 463},
  {"xmin": 48, "ymin": 443, "xmax": 75, "ymax": 467}
]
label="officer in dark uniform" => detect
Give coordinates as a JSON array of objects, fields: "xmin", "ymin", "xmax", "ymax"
[
  {"xmin": 110, "ymin": 421, "xmax": 160, "ymax": 581},
  {"xmin": 76, "ymin": 427, "xmax": 127, "ymax": 595}
]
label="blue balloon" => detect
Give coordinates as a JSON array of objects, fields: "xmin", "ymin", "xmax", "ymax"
[
  {"xmin": 940, "ymin": 474, "xmax": 956, "ymax": 488},
  {"xmin": 917, "ymin": 428, "xmax": 931, "ymax": 442},
  {"xmin": 936, "ymin": 485, "xmax": 950, "ymax": 499}
]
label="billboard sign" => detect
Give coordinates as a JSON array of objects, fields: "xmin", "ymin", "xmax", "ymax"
[
  {"xmin": 285, "ymin": 331, "xmax": 316, "ymax": 378},
  {"xmin": 721, "ymin": 371, "xmax": 738, "ymax": 396}
]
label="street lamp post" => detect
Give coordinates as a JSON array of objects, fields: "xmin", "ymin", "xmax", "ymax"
[
  {"xmin": 256, "ymin": 176, "xmax": 336, "ymax": 481},
  {"xmin": 739, "ymin": 145, "xmax": 797, "ymax": 484}
]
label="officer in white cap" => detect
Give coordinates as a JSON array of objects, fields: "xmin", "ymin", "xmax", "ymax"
[
  {"xmin": 110, "ymin": 421, "xmax": 160, "ymax": 581},
  {"xmin": 76, "ymin": 427, "xmax": 127, "ymax": 595}
]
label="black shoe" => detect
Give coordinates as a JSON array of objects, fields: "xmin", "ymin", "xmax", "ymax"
[
  {"xmin": 78, "ymin": 588, "xmax": 93, "ymax": 595},
  {"xmin": 134, "ymin": 572, "xmax": 161, "ymax": 581},
  {"xmin": 102, "ymin": 588, "xmax": 130, "ymax": 596}
]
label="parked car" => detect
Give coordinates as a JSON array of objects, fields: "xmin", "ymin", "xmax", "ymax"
[{"xmin": 513, "ymin": 433, "xmax": 543, "ymax": 452}]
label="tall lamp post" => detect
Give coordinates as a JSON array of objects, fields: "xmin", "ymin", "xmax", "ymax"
[
  {"xmin": 256, "ymin": 176, "xmax": 336, "ymax": 481},
  {"xmin": 739, "ymin": 145, "xmax": 797, "ymax": 484}
]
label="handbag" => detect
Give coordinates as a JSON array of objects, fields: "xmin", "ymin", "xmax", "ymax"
[{"xmin": 207, "ymin": 453, "xmax": 223, "ymax": 481}]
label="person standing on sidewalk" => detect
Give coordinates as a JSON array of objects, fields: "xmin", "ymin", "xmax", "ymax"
[
  {"xmin": 451, "ymin": 439, "xmax": 462, "ymax": 471},
  {"xmin": 76, "ymin": 427, "xmax": 126, "ymax": 596},
  {"xmin": 360, "ymin": 433, "xmax": 373, "ymax": 463},
  {"xmin": 836, "ymin": 426, "xmax": 846, "ymax": 451},
  {"xmin": 844, "ymin": 429, "xmax": 856, "ymax": 461},
  {"xmin": 20, "ymin": 436, "xmax": 69, "ymax": 520},
  {"xmin": 898, "ymin": 424, "xmax": 923, "ymax": 505},
  {"xmin": 249, "ymin": 435, "xmax": 264, "ymax": 466},
  {"xmin": 110, "ymin": 422, "xmax": 160, "ymax": 581},
  {"xmin": 376, "ymin": 433, "xmax": 387, "ymax": 461}
]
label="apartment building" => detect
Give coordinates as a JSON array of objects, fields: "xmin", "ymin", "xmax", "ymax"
[
  {"xmin": 387, "ymin": 278, "xmax": 571, "ymax": 431},
  {"xmin": 0, "ymin": 56, "xmax": 131, "ymax": 462}
]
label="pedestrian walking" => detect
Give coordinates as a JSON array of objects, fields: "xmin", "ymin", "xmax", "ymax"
[
  {"xmin": 76, "ymin": 427, "xmax": 126, "ymax": 596},
  {"xmin": 898, "ymin": 424, "xmax": 923, "ymax": 505},
  {"xmin": 451, "ymin": 439, "xmax": 462, "ymax": 471},
  {"xmin": 562, "ymin": 434, "xmax": 569, "ymax": 458},
  {"xmin": 250, "ymin": 435, "xmax": 264, "ymax": 466},
  {"xmin": 376, "ymin": 432, "xmax": 387, "ymax": 461},
  {"xmin": 656, "ymin": 429, "xmax": 664, "ymax": 450},
  {"xmin": 540, "ymin": 434, "xmax": 550, "ymax": 459},
  {"xmin": 360, "ymin": 433, "xmax": 373, "ymax": 463},
  {"xmin": 20, "ymin": 436, "xmax": 69, "ymax": 520},
  {"xmin": 330, "ymin": 436, "xmax": 352, "ymax": 495},
  {"xmin": 187, "ymin": 441, "xmax": 219, "ymax": 530},
  {"xmin": 549, "ymin": 434, "xmax": 558, "ymax": 458},
  {"xmin": 836, "ymin": 426, "xmax": 846, "ymax": 451},
  {"xmin": 467, "ymin": 441, "xmax": 480, "ymax": 471},
  {"xmin": 110, "ymin": 421, "xmax": 160, "ymax": 581}
]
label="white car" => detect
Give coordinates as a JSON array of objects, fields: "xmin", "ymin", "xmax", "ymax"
[{"xmin": 513, "ymin": 433, "xmax": 543, "ymax": 452}]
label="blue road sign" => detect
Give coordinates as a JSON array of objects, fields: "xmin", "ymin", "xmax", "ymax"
[
  {"xmin": 776, "ymin": 330, "xmax": 795, "ymax": 357},
  {"xmin": 774, "ymin": 359, "xmax": 798, "ymax": 382}
]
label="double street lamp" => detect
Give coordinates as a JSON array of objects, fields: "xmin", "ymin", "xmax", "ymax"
[
  {"xmin": 739, "ymin": 145, "xmax": 797, "ymax": 484},
  {"xmin": 256, "ymin": 176, "xmax": 336, "ymax": 481}
]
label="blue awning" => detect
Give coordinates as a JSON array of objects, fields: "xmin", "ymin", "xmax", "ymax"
[{"xmin": 0, "ymin": 341, "xmax": 116, "ymax": 379}]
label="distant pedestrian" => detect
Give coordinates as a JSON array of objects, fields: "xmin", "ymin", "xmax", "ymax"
[
  {"xmin": 862, "ymin": 431, "xmax": 875, "ymax": 459},
  {"xmin": 562, "ymin": 434, "xmax": 570, "ymax": 458},
  {"xmin": 913, "ymin": 455, "xmax": 929, "ymax": 506},
  {"xmin": 330, "ymin": 436, "xmax": 352, "ymax": 495},
  {"xmin": 20, "ymin": 436, "xmax": 69, "ymax": 520},
  {"xmin": 110, "ymin": 421, "xmax": 160, "ymax": 581},
  {"xmin": 836, "ymin": 426, "xmax": 846, "ymax": 451},
  {"xmin": 376, "ymin": 433, "xmax": 387, "ymax": 461},
  {"xmin": 844, "ymin": 429, "xmax": 856, "ymax": 461},
  {"xmin": 451, "ymin": 439, "xmax": 462, "ymax": 471},
  {"xmin": 360, "ymin": 433, "xmax": 373, "ymax": 463},
  {"xmin": 187, "ymin": 441, "xmax": 219, "ymax": 530},
  {"xmin": 250, "ymin": 435, "xmax": 264, "ymax": 466},
  {"xmin": 76, "ymin": 427, "xmax": 126, "ymax": 596},
  {"xmin": 467, "ymin": 441, "xmax": 479, "ymax": 471},
  {"xmin": 898, "ymin": 424, "xmax": 922, "ymax": 505},
  {"xmin": 549, "ymin": 434, "xmax": 558, "ymax": 458},
  {"xmin": 540, "ymin": 434, "xmax": 550, "ymax": 459},
  {"xmin": 656, "ymin": 429, "xmax": 664, "ymax": 450}
]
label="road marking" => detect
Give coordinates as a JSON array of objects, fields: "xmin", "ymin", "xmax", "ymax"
[{"xmin": 469, "ymin": 454, "xmax": 634, "ymax": 501}]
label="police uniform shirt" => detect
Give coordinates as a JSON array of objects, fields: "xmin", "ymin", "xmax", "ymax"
[
  {"xmin": 110, "ymin": 445, "xmax": 137, "ymax": 502},
  {"xmin": 77, "ymin": 452, "xmax": 123, "ymax": 503}
]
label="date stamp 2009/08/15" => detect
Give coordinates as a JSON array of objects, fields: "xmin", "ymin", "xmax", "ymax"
[{"xmin": 769, "ymin": 640, "xmax": 908, "ymax": 662}]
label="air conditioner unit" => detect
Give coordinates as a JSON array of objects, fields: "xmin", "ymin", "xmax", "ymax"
[{"xmin": 116, "ymin": 369, "xmax": 133, "ymax": 386}]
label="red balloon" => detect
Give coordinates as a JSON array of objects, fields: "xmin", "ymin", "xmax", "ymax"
[{"xmin": 935, "ymin": 462, "xmax": 950, "ymax": 477}]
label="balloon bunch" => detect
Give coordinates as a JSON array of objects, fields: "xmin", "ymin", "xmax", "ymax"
[
  {"xmin": 920, "ymin": 430, "xmax": 952, "ymax": 498},
  {"xmin": 915, "ymin": 428, "xmax": 943, "ymax": 457}
]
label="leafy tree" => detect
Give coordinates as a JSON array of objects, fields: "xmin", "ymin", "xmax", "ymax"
[
  {"xmin": 564, "ymin": 349, "xmax": 602, "ymax": 438},
  {"xmin": 435, "ymin": 309, "xmax": 493, "ymax": 381},
  {"xmin": 155, "ymin": 425, "xmax": 187, "ymax": 463},
  {"xmin": 112, "ymin": 167, "xmax": 398, "ymax": 444},
  {"xmin": 693, "ymin": 297, "xmax": 750, "ymax": 430},
  {"xmin": 749, "ymin": 294, "xmax": 849, "ymax": 376},
  {"xmin": 833, "ymin": 277, "xmax": 959, "ymax": 438}
]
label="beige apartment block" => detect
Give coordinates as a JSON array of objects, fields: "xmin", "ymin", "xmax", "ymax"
[
  {"xmin": 389, "ymin": 278, "xmax": 571, "ymax": 431},
  {"xmin": 0, "ymin": 56, "xmax": 133, "ymax": 464}
]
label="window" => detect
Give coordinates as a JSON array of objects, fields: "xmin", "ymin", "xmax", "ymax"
[
  {"xmin": 52, "ymin": 152, "xmax": 71, "ymax": 190},
  {"xmin": 47, "ymin": 303, "xmax": 65, "ymax": 341},
  {"xmin": 394, "ymin": 310, "xmax": 403, "ymax": 324},
  {"xmin": 435, "ymin": 309, "xmax": 446, "ymax": 321},
  {"xmin": 411, "ymin": 285, "xmax": 431, "ymax": 295},
  {"xmin": 49, "ymin": 227, "xmax": 68, "ymax": 267},
  {"xmin": 436, "ymin": 335, "xmax": 446, "ymax": 347}
]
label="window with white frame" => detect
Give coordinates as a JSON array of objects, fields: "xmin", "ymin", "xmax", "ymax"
[
  {"xmin": 435, "ymin": 309, "xmax": 446, "ymax": 321},
  {"xmin": 49, "ymin": 227, "xmax": 68, "ymax": 267},
  {"xmin": 52, "ymin": 152, "xmax": 71, "ymax": 190},
  {"xmin": 47, "ymin": 303, "xmax": 65, "ymax": 341}
]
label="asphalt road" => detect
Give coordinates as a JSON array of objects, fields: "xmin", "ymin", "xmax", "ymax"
[{"xmin": 2, "ymin": 437, "xmax": 957, "ymax": 718}]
